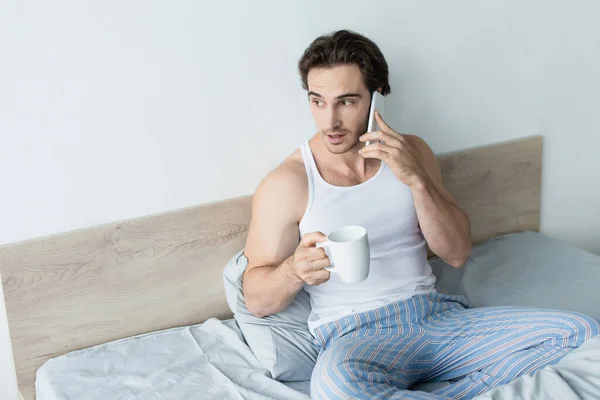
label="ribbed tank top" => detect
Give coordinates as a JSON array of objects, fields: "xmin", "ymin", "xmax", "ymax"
[{"xmin": 298, "ymin": 140, "xmax": 437, "ymax": 333}]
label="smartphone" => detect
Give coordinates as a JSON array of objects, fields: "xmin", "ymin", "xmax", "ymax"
[{"xmin": 365, "ymin": 91, "xmax": 385, "ymax": 146}]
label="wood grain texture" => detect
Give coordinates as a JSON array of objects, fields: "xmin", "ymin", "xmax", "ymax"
[
  {"xmin": 438, "ymin": 135, "xmax": 542, "ymax": 244},
  {"xmin": 1, "ymin": 196, "xmax": 252, "ymax": 400},
  {"xmin": 0, "ymin": 136, "xmax": 542, "ymax": 399}
]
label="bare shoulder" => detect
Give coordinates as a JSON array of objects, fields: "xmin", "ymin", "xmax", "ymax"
[
  {"xmin": 259, "ymin": 149, "xmax": 306, "ymax": 196},
  {"xmin": 405, "ymin": 134, "xmax": 438, "ymax": 166},
  {"xmin": 254, "ymin": 148, "xmax": 307, "ymax": 221},
  {"xmin": 405, "ymin": 134, "xmax": 434, "ymax": 156},
  {"xmin": 279, "ymin": 148, "xmax": 307, "ymax": 186},
  {"xmin": 405, "ymin": 134, "xmax": 461, "ymax": 206}
]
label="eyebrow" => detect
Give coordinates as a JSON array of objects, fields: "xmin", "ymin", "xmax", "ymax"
[{"xmin": 308, "ymin": 91, "xmax": 362, "ymax": 100}]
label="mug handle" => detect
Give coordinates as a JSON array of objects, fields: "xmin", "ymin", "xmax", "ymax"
[{"xmin": 316, "ymin": 241, "xmax": 336, "ymax": 272}]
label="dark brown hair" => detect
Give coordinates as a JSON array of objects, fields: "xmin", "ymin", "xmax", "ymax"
[{"xmin": 298, "ymin": 30, "xmax": 391, "ymax": 96}]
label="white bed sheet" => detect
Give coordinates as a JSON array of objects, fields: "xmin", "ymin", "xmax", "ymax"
[
  {"xmin": 477, "ymin": 334, "xmax": 600, "ymax": 400},
  {"xmin": 36, "ymin": 318, "xmax": 310, "ymax": 400},
  {"xmin": 36, "ymin": 317, "xmax": 600, "ymax": 400}
]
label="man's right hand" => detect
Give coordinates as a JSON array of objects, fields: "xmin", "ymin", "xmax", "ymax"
[{"xmin": 289, "ymin": 232, "xmax": 331, "ymax": 286}]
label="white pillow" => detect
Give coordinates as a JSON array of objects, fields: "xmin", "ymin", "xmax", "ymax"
[
  {"xmin": 430, "ymin": 231, "xmax": 600, "ymax": 320},
  {"xmin": 222, "ymin": 250, "xmax": 317, "ymax": 382}
]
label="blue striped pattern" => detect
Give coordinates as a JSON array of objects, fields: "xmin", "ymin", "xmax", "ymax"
[{"xmin": 311, "ymin": 293, "xmax": 600, "ymax": 399}]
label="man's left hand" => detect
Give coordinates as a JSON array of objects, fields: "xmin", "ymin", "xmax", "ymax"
[{"xmin": 359, "ymin": 110, "xmax": 429, "ymax": 188}]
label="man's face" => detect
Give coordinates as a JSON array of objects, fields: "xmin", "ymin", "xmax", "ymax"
[{"xmin": 307, "ymin": 64, "xmax": 371, "ymax": 154}]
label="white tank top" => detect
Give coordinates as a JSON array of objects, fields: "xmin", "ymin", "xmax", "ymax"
[{"xmin": 299, "ymin": 140, "xmax": 437, "ymax": 333}]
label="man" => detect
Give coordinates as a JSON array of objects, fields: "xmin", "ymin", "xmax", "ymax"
[{"xmin": 242, "ymin": 30, "xmax": 599, "ymax": 399}]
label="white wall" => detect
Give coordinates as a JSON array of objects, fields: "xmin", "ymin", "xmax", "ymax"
[{"xmin": 1, "ymin": 1, "xmax": 599, "ymax": 397}]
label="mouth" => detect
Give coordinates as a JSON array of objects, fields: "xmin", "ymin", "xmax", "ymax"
[{"xmin": 326, "ymin": 133, "xmax": 346, "ymax": 144}]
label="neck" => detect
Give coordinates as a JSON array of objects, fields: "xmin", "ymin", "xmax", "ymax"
[{"xmin": 309, "ymin": 135, "xmax": 374, "ymax": 177}]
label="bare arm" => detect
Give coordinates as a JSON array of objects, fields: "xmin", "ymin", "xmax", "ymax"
[
  {"xmin": 409, "ymin": 136, "xmax": 472, "ymax": 267},
  {"xmin": 243, "ymin": 165, "xmax": 329, "ymax": 318},
  {"xmin": 359, "ymin": 111, "xmax": 471, "ymax": 268}
]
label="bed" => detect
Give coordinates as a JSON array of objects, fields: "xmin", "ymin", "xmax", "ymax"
[{"xmin": 2, "ymin": 135, "xmax": 600, "ymax": 399}]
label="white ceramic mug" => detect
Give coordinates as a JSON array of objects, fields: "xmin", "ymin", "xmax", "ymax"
[{"xmin": 316, "ymin": 225, "xmax": 370, "ymax": 284}]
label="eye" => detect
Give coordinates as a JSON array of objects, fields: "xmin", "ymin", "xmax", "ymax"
[
  {"xmin": 340, "ymin": 100, "xmax": 354, "ymax": 106},
  {"xmin": 312, "ymin": 100, "xmax": 325, "ymax": 107}
]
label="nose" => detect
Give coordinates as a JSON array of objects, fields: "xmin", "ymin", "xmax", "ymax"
[{"xmin": 326, "ymin": 108, "xmax": 342, "ymax": 133}]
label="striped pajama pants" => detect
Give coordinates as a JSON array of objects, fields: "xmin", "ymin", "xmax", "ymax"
[{"xmin": 310, "ymin": 293, "xmax": 600, "ymax": 399}]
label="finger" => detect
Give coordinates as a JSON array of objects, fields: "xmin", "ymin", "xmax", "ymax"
[
  {"xmin": 359, "ymin": 131, "xmax": 402, "ymax": 148},
  {"xmin": 301, "ymin": 231, "xmax": 328, "ymax": 247},
  {"xmin": 375, "ymin": 110, "xmax": 394, "ymax": 134},
  {"xmin": 360, "ymin": 149, "xmax": 389, "ymax": 160},
  {"xmin": 359, "ymin": 141, "xmax": 394, "ymax": 155},
  {"xmin": 306, "ymin": 247, "xmax": 328, "ymax": 260},
  {"xmin": 308, "ymin": 269, "xmax": 331, "ymax": 285},
  {"xmin": 309, "ymin": 257, "xmax": 332, "ymax": 270}
]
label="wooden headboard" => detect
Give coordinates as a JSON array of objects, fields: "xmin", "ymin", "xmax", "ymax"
[{"xmin": 0, "ymin": 135, "xmax": 542, "ymax": 399}]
